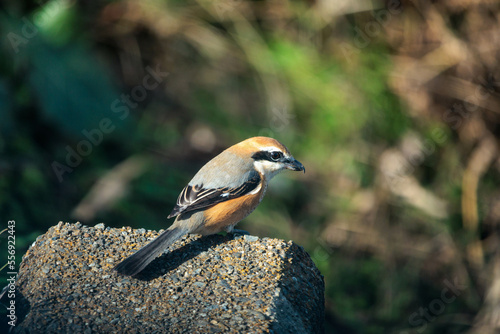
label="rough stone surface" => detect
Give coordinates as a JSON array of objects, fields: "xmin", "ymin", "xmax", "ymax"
[{"xmin": 12, "ymin": 222, "xmax": 324, "ymax": 333}]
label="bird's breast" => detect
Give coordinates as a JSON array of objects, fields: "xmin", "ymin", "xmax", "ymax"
[{"xmin": 199, "ymin": 181, "xmax": 267, "ymax": 235}]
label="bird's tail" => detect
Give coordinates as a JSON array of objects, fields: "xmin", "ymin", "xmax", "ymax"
[{"xmin": 114, "ymin": 226, "xmax": 187, "ymax": 276}]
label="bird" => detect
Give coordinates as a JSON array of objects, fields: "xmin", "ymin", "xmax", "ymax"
[{"xmin": 114, "ymin": 136, "xmax": 305, "ymax": 276}]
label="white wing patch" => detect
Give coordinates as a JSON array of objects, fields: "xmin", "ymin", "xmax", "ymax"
[{"xmin": 247, "ymin": 182, "xmax": 262, "ymax": 195}]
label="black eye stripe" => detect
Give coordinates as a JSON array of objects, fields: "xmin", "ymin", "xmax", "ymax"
[
  {"xmin": 251, "ymin": 151, "xmax": 268, "ymax": 161},
  {"xmin": 252, "ymin": 151, "xmax": 283, "ymax": 162}
]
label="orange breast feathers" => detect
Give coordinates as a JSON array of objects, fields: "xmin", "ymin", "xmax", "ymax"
[{"xmin": 201, "ymin": 183, "xmax": 266, "ymax": 234}]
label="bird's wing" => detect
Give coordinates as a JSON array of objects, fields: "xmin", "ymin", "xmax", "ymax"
[{"xmin": 167, "ymin": 171, "xmax": 261, "ymax": 219}]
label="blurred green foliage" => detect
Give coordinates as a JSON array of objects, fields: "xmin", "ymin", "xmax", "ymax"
[{"xmin": 2, "ymin": 0, "xmax": 500, "ymax": 333}]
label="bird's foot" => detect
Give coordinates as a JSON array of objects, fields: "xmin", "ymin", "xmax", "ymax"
[
  {"xmin": 231, "ymin": 229, "xmax": 250, "ymax": 236},
  {"xmin": 224, "ymin": 225, "xmax": 250, "ymax": 236}
]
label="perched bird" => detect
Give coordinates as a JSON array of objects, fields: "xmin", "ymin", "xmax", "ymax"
[{"xmin": 114, "ymin": 136, "xmax": 305, "ymax": 276}]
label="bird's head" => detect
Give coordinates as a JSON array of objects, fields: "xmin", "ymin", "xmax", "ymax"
[{"xmin": 233, "ymin": 137, "xmax": 305, "ymax": 180}]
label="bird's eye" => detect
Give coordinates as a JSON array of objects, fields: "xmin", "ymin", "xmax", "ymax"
[{"xmin": 270, "ymin": 151, "xmax": 283, "ymax": 161}]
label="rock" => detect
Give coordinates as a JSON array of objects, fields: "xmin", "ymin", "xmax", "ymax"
[
  {"xmin": 244, "ymin": 235, "xmax": 259, "ymax": 242},
  {"xmin": 11, "ymin": 222, "xmax": 324, "ymax": 333}
]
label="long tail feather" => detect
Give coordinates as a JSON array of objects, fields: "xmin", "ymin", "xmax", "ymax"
[{"xmin": 114, "ymin": 227, "xmax": 187, "ymax": 276}]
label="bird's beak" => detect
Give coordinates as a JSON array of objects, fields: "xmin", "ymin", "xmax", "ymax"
[{"xmin": 286, "ymin": 158, "xmax": 305, "ymax": 173}]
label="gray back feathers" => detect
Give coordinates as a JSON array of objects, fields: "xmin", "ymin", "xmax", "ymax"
[{"xmin": 188, "ymin": 150, "xmax": 257, "ymax": 189}]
